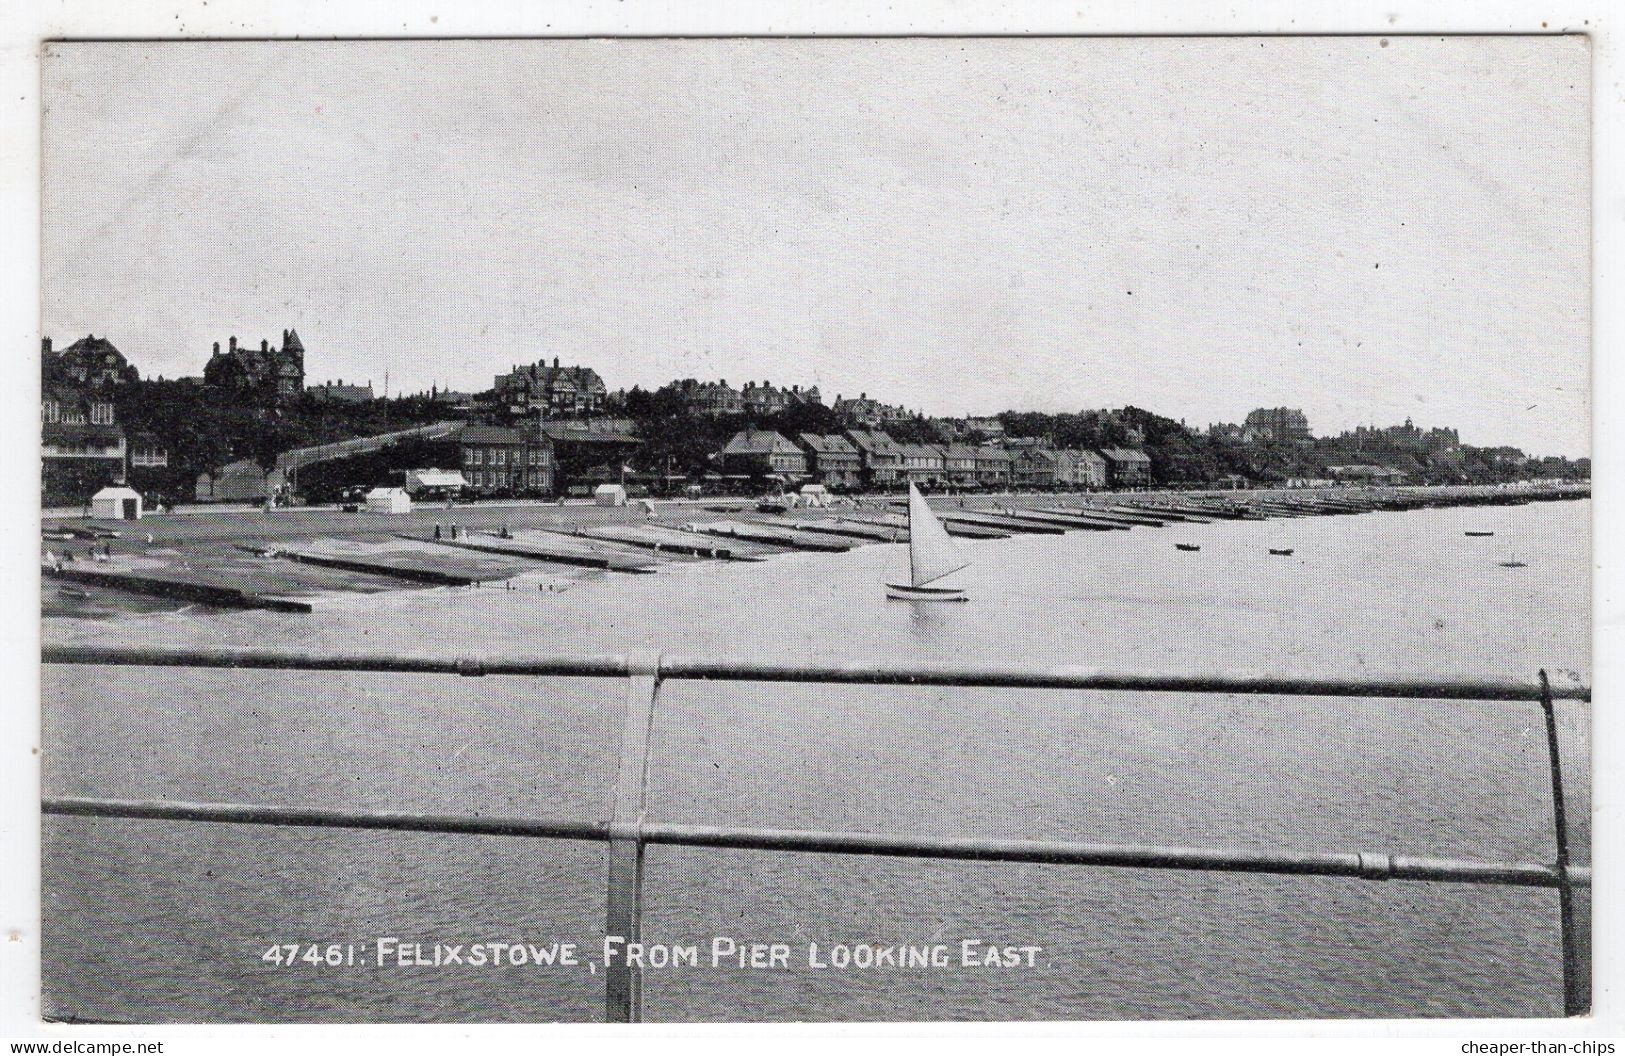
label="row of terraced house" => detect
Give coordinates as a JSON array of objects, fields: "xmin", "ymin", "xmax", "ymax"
[{"xmin": 719, "ymin": 428, "xmax": 1152, "ymax": 491}]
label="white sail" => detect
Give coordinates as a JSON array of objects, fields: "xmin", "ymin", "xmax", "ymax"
[{"xmin": 907, "ymin": 483, "xmax": 969, "ymax": 587}]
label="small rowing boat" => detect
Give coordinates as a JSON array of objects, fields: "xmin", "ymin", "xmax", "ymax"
[
  {"xmin": 1269, "ymin": 548, "xmax": 1294, "ymax": 556},
  {"xmin": 1175, "ymin": 543, "xmax": 1201, "ymax": 552}
]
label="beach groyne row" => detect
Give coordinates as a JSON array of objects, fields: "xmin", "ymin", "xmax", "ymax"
[{"xmin": 42, "ymin": 484, "xmax": 1588, "ymax": 616}]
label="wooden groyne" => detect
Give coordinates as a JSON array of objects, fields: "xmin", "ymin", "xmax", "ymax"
[
  {"xmin": 407, "ymin": 533, "xmax": 658, "ymax": 573},
  {"xmin": 852, "ymin": 512, "xmax": 1009, "ymax": 540},
  {"xmin": 999, "ymin": 508, "xmax": 1130, "ymax": 531},
  {"xmin": 265, "ymin": 547, "xmax": 483, "ymax": 586},
  {"xmin": 44, "ymin": 566, "xmax": 312, "ymax": 613},
  {"xmin": 938, "ymin": 511, "xmax": 1067, "ymax": 535},
  {"xmin": 546, "ymin": 524, "xmax": 758, "ymax": 560},
  {"xmin": 685, "ymin": 521, "xmax": 856, "ymax": 552},
  {"xmin": 787, "ymin": 519, "xmax": 908, "ymax": 543}
]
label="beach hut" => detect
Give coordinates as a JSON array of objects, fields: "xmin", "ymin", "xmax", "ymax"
[
  {"xmin": 90, "ymin": 486, "xmax": 143, "ymax": 520},
  {"xmin": 365, "ymin": 487, "xmax": 412, "ymax": 514},
  {"xmin": 595, "ymin": 483, "xmax": 628, "ymax": 507}
]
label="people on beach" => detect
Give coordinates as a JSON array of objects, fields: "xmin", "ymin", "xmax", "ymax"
[{"xmin": 434, "ymin": 524, "xmax": 442, "ymax": 540}]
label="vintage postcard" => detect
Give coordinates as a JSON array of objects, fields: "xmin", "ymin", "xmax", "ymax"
[{"xmin": 36, "ymin": 36, "xmax": 1590, "ymax": 1025}]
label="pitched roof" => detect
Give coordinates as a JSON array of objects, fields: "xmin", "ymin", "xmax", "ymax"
[
  {"xmin": 797, "ymin": 433, "xmax": 857, "ymax": 454},
  {"xmin": 723, "ymin": 429, "xmax": 797, "ymax": 455},
  {"xmin": 844, "ymin": 429, "xmax": 902, "ymax": 455},
  {"xmin": 1100, "ymin": 447, "xmax": 1151, "ymax": 464},
  {"xmin": 456, "ymin": 425, "xmax": 525, "ymax": 444}
]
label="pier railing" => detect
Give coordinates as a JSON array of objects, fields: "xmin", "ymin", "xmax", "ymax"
[{"xmin": 40, "ymin": 645, "xmax": 1592, "ymax": 1021}]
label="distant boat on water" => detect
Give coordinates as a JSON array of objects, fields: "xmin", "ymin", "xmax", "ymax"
[
  {"xmin": 886, "ymin": 484, "xmax": 969, "ymax": 602},
  {"xmin": 1466, "ymin": 531, "xmax": 1495, "ymax": 537},
  {"xmin": 1269, "ymin": 548, "xmax": 1294, "ymax": 556},
  {"xmin": 1500, "ymin": 557, "xmax": 1528, "ymax": 568},
  {"xmin": 1175, "ymin": 543, "xmax": 1201, "ymax": 552}
]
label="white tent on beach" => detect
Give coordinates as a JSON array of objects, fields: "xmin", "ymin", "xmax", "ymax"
[
  {"xmin": 365, "ymin": 487, "xmax": 412, "ymax": 514},
  {"xmin": 90, "ymin": 486, "xmax": 142, "ymax": 520},
  {"xmin": 595, "ymin": 483, "xmax": 628, "ymax": 507},
  {"xmin": 404, "ymin": 468, "xmax": 468, "ymax": 495}
]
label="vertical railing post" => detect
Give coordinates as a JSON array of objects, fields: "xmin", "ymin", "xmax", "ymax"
[
  {"xmin": 1538, "ymin": 669, "xmax": 1585, "ymax": 1016},
  {"xmin": 606, "ymin": 653, "xmax": 662, "ymax": 1023}
]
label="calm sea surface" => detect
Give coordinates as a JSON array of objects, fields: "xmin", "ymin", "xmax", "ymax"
[{"xmin": 41, "ymin": 499, "xmax": 1591, "ymax": 1022}]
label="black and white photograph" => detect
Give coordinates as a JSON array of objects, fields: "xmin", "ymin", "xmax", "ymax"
[{"xmin": 19, "ymin": 24, "xmax": 1604, "ymax": 1038}]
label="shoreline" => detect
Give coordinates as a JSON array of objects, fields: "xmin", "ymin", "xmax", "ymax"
[{"xmin": 40, "ymin": 482, "xmax": 1589, "ymax": 622}]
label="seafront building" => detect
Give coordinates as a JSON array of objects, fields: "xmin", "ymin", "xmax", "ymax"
[
  {"xmin": 203, "ymin": 330, "xmax": 306, "ymax": 400},
  {"xmin": 309, "ymin": 380, "xmax": 376, "ymax": 404},
  {"xmin": 673, "ymin": 379, "xmax": 744, "ymax": 416},
  {"xmin": 1243, "ymin": 407, "xmax": 1313, "ymax": 442},
  {"xmin": 720, "ymin": 430, "xmax": 809, "ymax": 479},
  {"xmin": 1071, "ymin": 449, "xmax": 1109, "ymax": 489},
  {"xmin": 1100, "ymin": 447, "xmax": 1153, "ymax": 487},
  {"xmin": 1013, "ymin": 448, "xmax": 1059, "ymax": 490},
  {"xmin": 974, "ymin": 446, "xmax": 1013, "ymax": 489},
  {"xmin": 492, "ymin": 357, "xmax": 608, "ymax": 417},
  {"xmin": 796, "ymin": 433, "xmax": 862, "ymax": 489},
  {"xmin": 41, "ymin": 336, "xmax": 134, "ymax": 505},
  {"xmin": 844, "ymin": 429, "xmax": 903, "ymax": 487},
  {"xmin": 834, "ymin": 392, "xmax": 915, "ymax": 428},
  {"xmin": 940, "ymin": 444, "xmax": 980, "ymax": 488},
  {"xmin": 457, "ymin": 424, "xmax": 555, "ymax": 494},
  {"xmin": 897, "ymin": 443, "xmax": 946, "ymax": 486},
  {"xmin": 740, "ymin": 381, "xmax": 821, "ymax": 416}
]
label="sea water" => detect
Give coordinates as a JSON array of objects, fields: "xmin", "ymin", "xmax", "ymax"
[{"xmin": 40, "ymin": 499, "xmax": 1590, "ymax": 1021}]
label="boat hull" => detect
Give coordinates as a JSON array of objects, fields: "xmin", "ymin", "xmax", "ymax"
[{"xmin": 885, "ymin": 582, "xmax": 968, "ymax": 602}]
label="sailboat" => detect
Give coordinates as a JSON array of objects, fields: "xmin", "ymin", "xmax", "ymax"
[{"xmin": 886, "ymin": 484, "xmax": 970, "ymax": 602}]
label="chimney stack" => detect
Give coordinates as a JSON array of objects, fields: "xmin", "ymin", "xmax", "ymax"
[
  {"xmin": 554, "ymin": 356, "xmax": 560, "ymax": 368},
  {"xmin": 229, "ymin": 336, "xmax": 237, "ymax": 353},
  {"xmin": 41, "ymin": 338, "xmax": 52, "ymax": 356},
  {"xmin": 260, "ymin": 338, "xmax": 269, "ymax": 353},
  {"xmin": 283, "ymin": 329, "xmax": 289, "ymax": 343},
  {"xmin": 212, "ymin": 341, "xmax": 220, "ymax": 355}
]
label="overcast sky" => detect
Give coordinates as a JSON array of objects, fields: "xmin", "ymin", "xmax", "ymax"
[{"xmin": 41, "ymin": 37, "xmax": 1589, "ymax": 455}]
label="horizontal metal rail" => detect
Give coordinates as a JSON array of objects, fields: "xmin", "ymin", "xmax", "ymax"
[
  {"xmin": 41, "ymin": 796, "xmax": 1590, "ymax": 890},
  {"xmin": 40, "ymin": 644, "xmax": 1592, "ymax": 1020},
  {"xmin": 40, "ymin": 645, "xmax": 1590, "ymax": 702}
]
